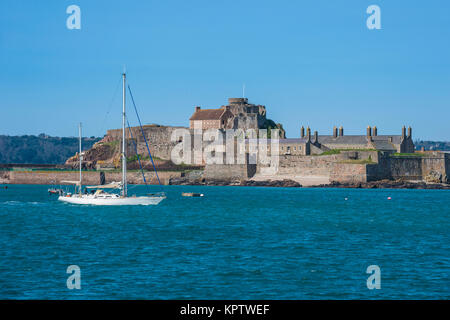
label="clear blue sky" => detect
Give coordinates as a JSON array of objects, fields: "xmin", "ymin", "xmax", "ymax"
[{"xmin": 1, "ymin": 0, "xmax": 449, "ymax": 140}]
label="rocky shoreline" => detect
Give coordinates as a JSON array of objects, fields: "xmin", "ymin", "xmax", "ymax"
[
  {"xmin": 313, "ymin": 179, "xmax": 450, "ymax": 189},
  {"xmin": 168, "ymin": 177, "xmax": 450, "ymax": 189},
  {"xmin": 168, "ymin": 177, "xmax": 302, "ymax": 187}
]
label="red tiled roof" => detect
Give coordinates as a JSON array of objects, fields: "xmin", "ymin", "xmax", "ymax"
[{"xmin": 189, "ymin": 109, "xmax": 226, "ymax": 120}]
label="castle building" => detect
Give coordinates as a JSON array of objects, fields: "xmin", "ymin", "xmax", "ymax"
[
  {"xmin": 189, "ymin": 106, "xmax": 234, "ymax": 130},
  {"xmin": 273, "ymin": 125, "xmax": 415, "ymax": 155},
  {"xmin": 189, "ymin": 98, "xmax": 268, "ymax": 130},
  {"xmin": 189, "ymin": 99, "xmax": 414, "ymax": 156}
]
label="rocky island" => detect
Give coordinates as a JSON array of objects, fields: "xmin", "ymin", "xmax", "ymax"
[{"xmin": 2, "ymin": 97, "xmax": 449, "ymax": 189}]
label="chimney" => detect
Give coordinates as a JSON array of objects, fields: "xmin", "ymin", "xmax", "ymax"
[
  {"xmin": 314, "ymin": 131, "xmax": 318, "ymax": 143},
  {"xmin": 402, "ymin": 126, "xmax": 406, "ymax": 139},
  {"xmin": 367, "ymin": 126, "xmax": 372, "ymax": 137},
  {"xmin": 301, "ymin": 126, "xmax": 305, "ymax": 138},
  {"xmin": 339, "ymin": 126, "xmax": 344, "ymax": 136},
  {"xmin": 306, "ymin": 127, "xmax": 311, "ymax": 142},
  {"xmin": 373, "ymin": 126, "xmax": 377, "ymax": 136},
  {"xmin": 195, "ymin": 106, "xmax": 201, "ymax": 112},
  {"xmin": 333, "ymin": 126, "xmax": 338, "ymax": 138},
  {"xmin": 407, "ymin": 126, "xmax": 412, "ymax": 139}
]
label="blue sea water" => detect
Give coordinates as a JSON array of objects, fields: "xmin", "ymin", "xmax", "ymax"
[{"xmin": 0, "ymin": 184, "xmax": 448, "ymax": 299}]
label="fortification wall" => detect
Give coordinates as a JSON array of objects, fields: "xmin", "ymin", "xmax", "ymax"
[
  {"xmin": 107, "ymin": 125, "xmax": 187, "ymax": 160},
  {"xmin": 446, "ymin": 153, "xmax": 450, "ymax": 179},
  {"xmin": 366, "ymin": 152, "xmax": 448, "ymax": 182},
  {"xmin": 366, "ymin": 156, "xmax": 391, "ymax": 181},
  {"xmin": 330, "ymin": 163, "xmax": 368, "ymax": 183},
  {"xmin": 203, "ymin": 163, "xmax": 255, "ymax": 181},
  {"xmin": 7, "ymin": 170, "xmax": 182, "ymax": 185},
  {"xmin": 388, "ymin": 157, "xmax": 422, "ymax": 180},
  {"xmin": 276, "ymin": 154, "xmax": 340, "ymax": 176},
  {"xmin": 260, "ymin": 153, "xmax": 372, "ymax": 183},
  {"xmin": 421, "ymin": 153, "xmax": 447, "ymax": 177}
]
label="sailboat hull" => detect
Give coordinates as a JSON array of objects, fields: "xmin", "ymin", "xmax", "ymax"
[{"xmin": 58, "ymin": 195, "xmax": 165, "ymax": 206}]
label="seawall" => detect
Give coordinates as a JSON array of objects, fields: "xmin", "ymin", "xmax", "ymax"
[
  {"xmin": 2, "ymin": 170, "xmax": 183, "ymax": 185},
  {"xmin": 207, "ymin": 150, "xmax": 449, "ymax": 186}
]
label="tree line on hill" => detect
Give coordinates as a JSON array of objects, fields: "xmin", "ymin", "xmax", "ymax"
[{"xmin": 0, "ymin": 134, "xmax": 102, "ymax": 164}]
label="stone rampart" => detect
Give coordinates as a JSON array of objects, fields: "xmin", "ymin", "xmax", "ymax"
[
  {"xmin": 107, "ymin": 125, "xmax": 187, "ymax": 160},
  {"xmin": 7, "ymin": 170, "xmax": 182, "ymax": 185}
]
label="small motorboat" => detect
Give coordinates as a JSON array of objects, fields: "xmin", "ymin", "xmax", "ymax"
[
  {"xmin": 48, "ymin": 187, "xmax": 63, "ymax": 195},
  {"xmin": 182, "ymin": 192, "xmax": 204, "ymax": 197}
]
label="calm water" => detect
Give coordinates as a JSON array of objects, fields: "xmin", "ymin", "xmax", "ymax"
[{"xmin": 0, "ymin": 184, "xmax": 448, "ymax": 299}]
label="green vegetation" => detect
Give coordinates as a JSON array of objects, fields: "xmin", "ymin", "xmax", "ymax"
[
  {"xmin": 126, "ymin": 154, "xmax": 149, "ymax": 162},
  {"xmin": 392, "ymin": 153, "xmax": 424, "ymax": 157},
  {"xmin": 314, "ymin": 148, "xmax": 377, "ymax": 156},
  {"xmin": 340, "ymin": 148, "xmax": 377, "ymax": 152},
  {"xmin": 99, "ymin": 140, "xmax": 119, "ymax": 147},
  {"xmin": 126, "ymin": 154, "xmax": 163, "ymax": 162},
  {"xmin": 338, "ymin": 159, "xmax": 376, "ymax": 164},
  {"xmin": 315, "ymin": 149, "xmax": 341, "ymax": 156},
  {"xmin": 261, "ymin": 119, "xmax": 285, "ymax": 138},
  {"xmin": 0, "ymin": 135, "xmax": 101, "ymax": 164}
]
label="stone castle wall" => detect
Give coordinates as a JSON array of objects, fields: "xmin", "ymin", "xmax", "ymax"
[
  {"xmin": 7, "ymin": 170, "xmax": 182, "ymax": 185},
  {"xmin": 330, "ymin": 163, "xmax": 369, "ymax": 183},
  {"xmin": 362, "ymin": 152, "xmax": 449, "ymax": 182},
  {"xmin": 107, "ymin": 125, "xmax": 187, "ymax": 160},
  {"xmin": 387, "ymin": 157, "xmax": 423, "ymax": 180},
  {"xmin": 276, "ymin": 154, "xmax": 341, "ymax": 177},
  {"xmin": 421, "ymin": 153, "xmax": 448, "ymax": 178},
  {"xmin": 205, "ymin": 150, "xmax": 450, "ymax": 185},
  {"xmin": 203, "ymin": 163, "xmax": 256, "ymax": 181},
  {"xmin": 367, "ymin": 152, "xmax": 448, "ymax": 181},
  {"xmin": 446, "ymin": 153, "xmax": 450, "ymax": 178}
]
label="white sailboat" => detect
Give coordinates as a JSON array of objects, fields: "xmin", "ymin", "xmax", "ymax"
[{"xmin": 58, "ymin": 73, "xmax": 166, "ymax": 206}]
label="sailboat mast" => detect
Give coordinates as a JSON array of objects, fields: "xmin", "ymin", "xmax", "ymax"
[
  {"xmin": 122, "ymin": 73, "xmax": 127, "ymax": 197},
  {"xmin": 79, "ymin": 122, "xmax": 82, "ymax": 194}
]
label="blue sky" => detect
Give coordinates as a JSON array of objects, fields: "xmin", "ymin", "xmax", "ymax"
[{"xmin": 0, "ymin": 0, "xmax": 449, "ymax": 140}]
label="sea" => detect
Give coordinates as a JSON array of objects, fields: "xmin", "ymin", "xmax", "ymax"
[{"xmin": 0, "ymin": 184, "xmax": 448, "ymax": 299}]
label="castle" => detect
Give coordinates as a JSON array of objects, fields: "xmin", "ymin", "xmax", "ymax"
[
  {"xmin": 187, "ymin": 97, "xmax": 448, "ymax": 185},
  {"xmin": 63, "ymin": 96, "xmax": 449, "ymax": 186},
  {"xmin": 189, "ymin": 97, "xmax": 287, "ymax": 139},
  {"xmin": 189, "ymin": 98, "xmax": 267, "ymax": 130},
  {"xmin": 189, "ymin": 97, "xmax": 414, "ymax": 155}
]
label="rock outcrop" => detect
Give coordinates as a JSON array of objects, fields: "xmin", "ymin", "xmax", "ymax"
[
  {"xmin": 65, "ymin": 136, "xmax": 119, "ymax": 169},
  {"xmin": 424, "ymin": 170, "xmax": 446, "ymax": 183},
  {"xmin": 313, "ymin": 179, "xmax": 450, "ymax": 189},
  {"xmin": 168, "ymin": 175, "xmax": 302, "ymax": 188}
]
